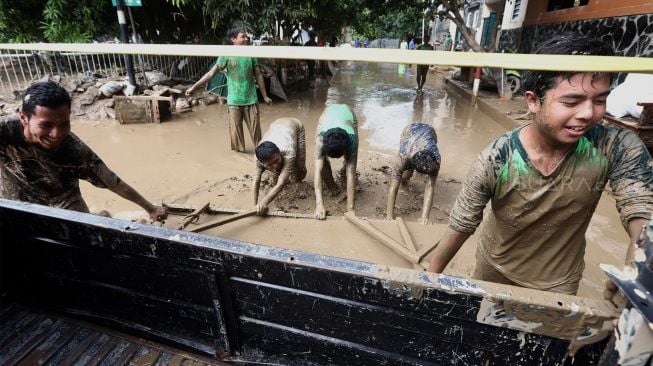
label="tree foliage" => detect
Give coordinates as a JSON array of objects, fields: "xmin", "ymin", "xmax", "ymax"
[
  {"xmin": 0, "ymin": 0, "xmax": 484, "ymax": 50},
  {"xmin": 0, "ymin": 0, "xmax": 116, "ymax": 43}
]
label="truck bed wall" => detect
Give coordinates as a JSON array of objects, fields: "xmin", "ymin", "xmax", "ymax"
[{"xmin": 0, "ymin": 200, "xmax": 609, "ymax": 365}]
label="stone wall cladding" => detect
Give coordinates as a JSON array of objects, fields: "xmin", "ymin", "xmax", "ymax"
[{"xmin": 517, "ymin": 13, "xmax": 653, "ymax": 57}]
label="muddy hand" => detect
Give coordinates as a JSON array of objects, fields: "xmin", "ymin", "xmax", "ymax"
[
  {"xmin": 263, "ymin": 96, "xmax": 272, "ymax": 104},
  {"xmin": 256, "ymin": 203, "xmax": 268, "ymax": 216},
  {"xmin": 149, "ymin": 206, "xmax": 169, "ymax": 222},
  {"xmin": 185, "ymin": 86, "xmax": 195, "ymax": 96},
  {"xmin": 315, "ymin": 205, "xmax": 326, "ymax": 220}
]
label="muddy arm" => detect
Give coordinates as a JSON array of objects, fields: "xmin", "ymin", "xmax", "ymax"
[
  {"xmin": 428, "ymin": 228, "xmax": 470, "ymax": 273},
  {"xmin": 109, "ymin": 179, "xmax": 168, "ymax": 221},
  {"xmin": 254, "ymin": 66, "xmax": 272, "ymax": 104},
  {"xmin": 257, "ymin": 170, "xmax": 290, "ymax": 214},
  {"xmin": 346, "ymin": 157, "xmax": 356, "ymax": 212},
  {"xmin": 626, "ymin": 217, "xmax": 649, "ymax": 264},
  {"xmin": 386, "ymin": 178, "xmax": 400, "ymax": 220},
  {"xmin": 420, "ymin": 175, "xmax": 436, "ymax": 225},
  {"xmin": 252, "ymin": 164, "xmax": 264, "ymax": 205},
  {"xmin": 314, "ymin": 158, "xmax": 326, "ymax": 219},
  {"xmin": 186, "ymin": 64, "xmax": 220, "ymax": 95}
]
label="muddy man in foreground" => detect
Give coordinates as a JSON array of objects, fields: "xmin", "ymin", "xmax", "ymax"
[
  {"xmin": 253, "ymin": 118, "xmax": 307, "ymax": 215},
  {"xmin": 0, "ymin": 81, "xmax": 168, "ymax": 222},
  {"xmin": 386, "ymin": 123, "xmax": 441, "ymax": 225},
  {"xmin": 429, "ymin": 33, "xmax": 653, "ymax": 295},
  {"xmin": 314, "ymin": 104, "xmax": 358, "ymax": 219}
]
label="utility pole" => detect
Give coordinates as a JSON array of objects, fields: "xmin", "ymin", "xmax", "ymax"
[{"xmin": 115, "ymin": 0, "xmax": 137, "ymax": 88}]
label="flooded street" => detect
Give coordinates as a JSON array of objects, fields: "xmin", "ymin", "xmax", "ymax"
[{"xmin": 72, "ymin": 62, "xmax": 629, "ymax": 299}]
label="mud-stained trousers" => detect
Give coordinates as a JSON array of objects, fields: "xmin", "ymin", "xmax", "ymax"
[{"xmin": 228, "ymin": 104, "xmax": 261, "ymax": 152}]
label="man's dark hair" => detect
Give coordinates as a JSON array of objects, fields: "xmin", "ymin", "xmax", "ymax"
[
  {"xmin": 227, "ymin": 27, "xmax": 247, "ymax": 41},
  {"xmin": 412, "ymin": 150, "xmax": 440, "ymax": 175},
  {"xmin": 323, "ymin": 128, "xmax": 350, "ymax": 158},
  {"xmin": 255, "ymin": 141, "xmax": 281, "ymax": 163},
  {"xmin": 521, "ymin": 33, "xmax": 614, "ymax": 98},
  {"xmin": 21, "ymin": 81, "xmax": 71, "ymax": 118}
]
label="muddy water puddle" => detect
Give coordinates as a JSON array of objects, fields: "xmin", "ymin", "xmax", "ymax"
[{"xmin": 72, "ymin": 62, "xmax": 628, "ymax": 299}]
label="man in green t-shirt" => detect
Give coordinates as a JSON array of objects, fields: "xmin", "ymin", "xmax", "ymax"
[
  {"xmin": 313, "ymin": 104, "xmax": 358, "ymax": 219},
  {"xmin": 415, "ymin": 36, "xmax": 433, "ymax": 91},
  {"xmin": 186, "ymin": 27, "xmax": 272, "ymax": 152},
  {"xmin": 428, "ymin": 33, "xmax": 653, "ymax": 295}
]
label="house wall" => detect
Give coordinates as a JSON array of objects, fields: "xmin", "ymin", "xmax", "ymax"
[
  {"xmin": 498, "ymin": 13, "xmax": 653, "ymax": 57},
  {"xmin": 520, "ymin": 13, "xmax": 653, "ymax": 56}
]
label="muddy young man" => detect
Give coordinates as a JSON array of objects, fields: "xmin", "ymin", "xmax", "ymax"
[
  {"xmin": 0, "ymin": 81, "xmax": 168, "ymax": 221},
  {"xmin": 314, "ymin": 104, "xmax": 358, "ymax": 219},
  {"xmin": 428, "ymin": 33, "xmax": 653, "ymax": 295},
  {"xmin": 185, "ymin": 26, "xmax": 272, "ymax": 152},
  {"xmin": 386, "ymin": 123, "xmax": 441, "ymax": 225},
  {"xmin": 253, "ymin": 118, "xmax": 307, "ymax": 215}
]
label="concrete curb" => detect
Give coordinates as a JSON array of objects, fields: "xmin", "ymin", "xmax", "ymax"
[{"xmin": 443, "ymin": 78, "xmax": 521, "ymax": 130}]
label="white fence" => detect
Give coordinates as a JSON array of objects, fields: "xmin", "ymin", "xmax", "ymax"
[{"xmin": 0, "ymin": 48, "xmax": 214, "ymax": 98}]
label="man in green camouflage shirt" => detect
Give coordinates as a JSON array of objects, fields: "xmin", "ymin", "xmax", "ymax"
[
  {"xmin": 0, "ymin": 81, "xmax": 168, "ymax": 221},
  {"xmin": 429, "ymin": 33, "xmax": 653, "ymax": 295}
]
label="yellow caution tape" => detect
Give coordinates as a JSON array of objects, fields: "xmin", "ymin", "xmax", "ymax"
[{"xmin": 1, "ymin": 43, "xmax": 652, "ymax": 72}]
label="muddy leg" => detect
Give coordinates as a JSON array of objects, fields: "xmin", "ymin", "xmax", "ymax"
[
  {"xmin": 243, "ymin": 103, "xmax": 262, "ymax": 147},
  {"xmin": 229, "ymin": 107, "xmax": 246, "ymax": 152}
]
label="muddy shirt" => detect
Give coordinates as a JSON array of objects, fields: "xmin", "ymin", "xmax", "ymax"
[
  {"xmin": 392, "ymin": 123, "xmax": 441, "ymax": 179},
  {"xmin": 216, "ymin": 56, "xmax": 259, "ymax": 106},
  {"xmin": 450, "ymin": 124, "xmax": 653, "ymax": 290},
  {"xmin": 256, "ymin": 118, "xmax": 306, "ymax": 179},
  {"xmin": 0, "ymin": 117, "xmax": 120, "ymax": 210},
  {"xmin": 315, "ymin": 104, "xmax": 358, "ymax": 161}
]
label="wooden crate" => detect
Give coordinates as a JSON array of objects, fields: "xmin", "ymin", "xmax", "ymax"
[{"xmin": 114, "ymin": 95, "xmax": 172, "ymax": 124}]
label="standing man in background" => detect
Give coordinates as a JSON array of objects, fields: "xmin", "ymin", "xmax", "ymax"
[
  {"xmin": 186, "ymin": 26, "xmax": 272, "ymax": 152},
  {"xmin": 415, "ymin": 36, "xmax": 433, "ymax": 91}
]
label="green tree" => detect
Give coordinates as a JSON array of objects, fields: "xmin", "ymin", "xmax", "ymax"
[{"xmin": 0, "ymin": 0, "xmax": 116, "ymax": 43}]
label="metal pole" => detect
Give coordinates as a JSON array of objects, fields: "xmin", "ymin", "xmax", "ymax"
[{"xmin": 116, "ymin": 0, "xmax": 137, "ymax": 87}]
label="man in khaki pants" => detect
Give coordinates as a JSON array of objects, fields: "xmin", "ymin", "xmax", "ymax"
[{"xmin": 186, "ymin": 26, "xmax": 272, "ymax": 151}]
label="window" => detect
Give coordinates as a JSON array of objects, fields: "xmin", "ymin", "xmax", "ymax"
[
  {"xmin": 466, "ymin": 7, "xmax": 481, "ymax": 28},
  {"xmin": 511, "ymin": 0, "xmax": 522, "ymax": 21},
  {"xmin": 547, "ymin": 0, "xmax": 589, "ymax": 11}
]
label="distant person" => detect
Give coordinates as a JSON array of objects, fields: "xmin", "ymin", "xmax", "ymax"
[
  {"xmin": 363, "ymin": 39, "xmax": 369, "ymax": 48},
  {"xmin": 386, "ymin": 123, "xmax": 440, "ymax": 225},
  {"xmin": 0, "ymin": 81, "xmax": 168, "ymax": 222},
  {"xmin": 408, "ymin": 37, "xmax": 415, "ymax": 50},
  {"xmin": 354, "ymin": 38, "xmax": 361, "ymax": 48},
  {"xmin": 415, "ymin": 36, "xmax": 433, "ymax": 91},
  {"xmin": 252, "ymin": 118, "xmax": 306, "ymax": 215},
  {"xmin": 399, "ymin": 36, "xmax": 409, "ymax": 50},
  {"xmin": 428, "ymin": 33, "xmax": 653, "ymax": 295},
  {"xmin": 186, "ymin": 26, "xmax": 272, "ymax": 152},
  {"xmin": 314, "ymin": 104, "xmax": 358, "ymax": 219},
  {"xmin": 304, "ymin": 32, "xmax": 318, "ymax": 81},
  {"xmin": 443, "ymin": 33, "xmax": 452, "ymax": 51}
]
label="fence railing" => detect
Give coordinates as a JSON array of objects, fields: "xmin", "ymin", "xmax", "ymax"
[
  {"xmin": 2, "ymin": 42, "xmax": 651, "ymax": 100},
  {"xmin": 0, "ymin": 48, "xmax": 214, "ymax": 99}
]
